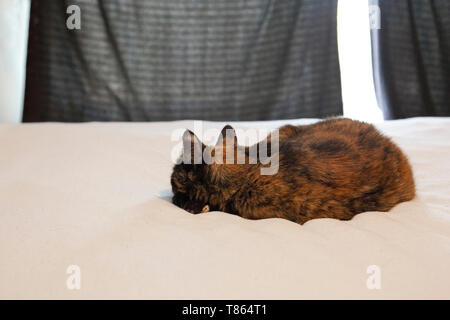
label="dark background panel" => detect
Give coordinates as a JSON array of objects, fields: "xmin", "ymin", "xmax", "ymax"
[{"xmin": 23, "ymin": 0, "xmax": 342, "ymax": 122}]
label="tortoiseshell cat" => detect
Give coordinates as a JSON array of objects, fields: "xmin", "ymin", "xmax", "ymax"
[{"xmin": 171, "ymin": 118, "xmax": 415, "ymax": 224}]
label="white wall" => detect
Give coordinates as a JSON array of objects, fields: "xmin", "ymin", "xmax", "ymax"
[
  {"xmin": 338, "ymin": 0, "xmax": 383, "ymax": 123},
  {"xmin": 0, "ymin": 0, "xmax": 30, "ymax": 123}
]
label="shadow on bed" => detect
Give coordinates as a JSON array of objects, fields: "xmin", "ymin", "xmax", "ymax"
[{"xmin": 158, "ymin": 189, "xmax": 173, "ymax": 203}]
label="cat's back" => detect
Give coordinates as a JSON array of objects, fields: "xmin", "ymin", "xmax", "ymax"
[
  {"xmin": 277, "ymin": 118, "xmax": 415, "ymax": 210},
  {"xmin": 281, "ymin": 118, "xmax": 397, "ymax": 157},
  {"xmin": 279, "ymin": 118, "xmax": 386, "ymax": 158}
]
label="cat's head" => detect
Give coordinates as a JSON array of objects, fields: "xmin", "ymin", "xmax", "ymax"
[{"xmin": 170, "ymin": 125, "xmax": 240, "ymax": 214}]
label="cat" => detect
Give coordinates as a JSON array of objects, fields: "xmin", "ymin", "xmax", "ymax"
[{"xmin": 171, "ymin": 118, "xmax": 415, "ymax": 224}]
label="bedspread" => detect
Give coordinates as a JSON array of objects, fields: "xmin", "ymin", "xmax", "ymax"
[{"xmin": 0, "ymin": 117, "xmax": 449, "ymax": 299}]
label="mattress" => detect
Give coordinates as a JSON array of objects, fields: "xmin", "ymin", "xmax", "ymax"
[{"xmin": 0, "ymin": 117, "xmax": 449, "ymax": 299}]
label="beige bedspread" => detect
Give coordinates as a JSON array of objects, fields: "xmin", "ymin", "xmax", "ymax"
[{"xmin": 0, "ymin": 117, "xmax": 449, "ymax": 299}]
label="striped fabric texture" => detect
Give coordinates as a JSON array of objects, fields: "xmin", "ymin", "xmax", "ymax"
[
  {"xmin": 24, "ymin": 0, "xmax": 342, "ymax": 122},
  {"xmin": 371, "ymin": 0, "xmax": 450, "ymax": 119}
]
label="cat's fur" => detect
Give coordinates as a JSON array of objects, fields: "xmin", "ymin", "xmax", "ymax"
[{"xmin": 171, "ymin": 118, "xmax": 415, "ymax": 224}]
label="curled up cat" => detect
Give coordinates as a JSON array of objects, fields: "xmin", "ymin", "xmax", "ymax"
[{"xmin": 171, "ymin": 118, "xmax": 415, "ymax": 225}]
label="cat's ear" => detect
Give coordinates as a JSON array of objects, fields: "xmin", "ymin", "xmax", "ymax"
[
  {"xmin": 212, "ymin": 125, "xmax": 238, "ymax": 165},
  {"xmin": 216, "ymin": 125, "xmax": 237, "ymax": 148},
  {"xmin": 182, "ymin": 130, "xmax": 204, "ymax": 164}
]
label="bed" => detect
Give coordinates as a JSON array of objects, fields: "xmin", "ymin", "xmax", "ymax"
[{"xmin": 0, "ymin": 117, "xmax": 449, "ymax": 299}]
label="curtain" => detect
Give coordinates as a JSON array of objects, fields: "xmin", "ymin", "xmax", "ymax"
[
  {"xmin": 23, "ymin": 0, "xmax": 342, "ymax": 122},
  {"xmin": 371, "ymin": 0, "xmax": 450, "ymax": 119}
]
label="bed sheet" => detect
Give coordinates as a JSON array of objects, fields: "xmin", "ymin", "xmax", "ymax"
[{"xmin": 0, "ymin": 117, "xmax": 449, "ymax": 299}]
